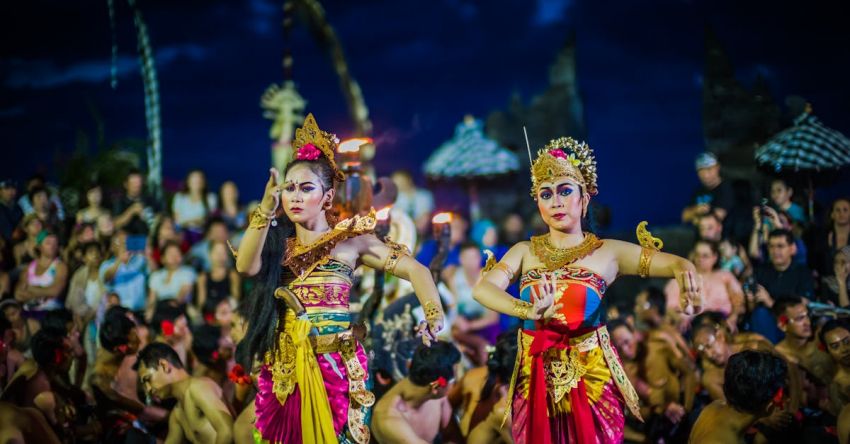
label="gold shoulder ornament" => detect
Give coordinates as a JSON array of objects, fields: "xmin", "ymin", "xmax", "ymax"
[
  {"xmin": 284, "ymin": 208, "xmax": 377, "ymax": 280},
  {"xmin": 636, "ymin": 221, "xmax": 663, "ymax": 278}
]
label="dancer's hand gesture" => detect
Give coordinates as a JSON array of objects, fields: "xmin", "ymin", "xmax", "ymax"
[
  {"xmin": 530, "ymin": 273, "xmax": 563, "ymax": 322},
  {"xmin": 260, "ymin": 167, "xmax": 282, "ymax": 214},
  {"xmin": 416, "ymin": 316, "xmax": 443, "ymax": 347},
  {"xmin": 676, "ymin": 270, "xmax": 703, "ymax": 315}
]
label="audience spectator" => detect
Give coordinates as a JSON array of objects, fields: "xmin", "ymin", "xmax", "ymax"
[
  {"xmin": 12, "ymin": 213, "xmax": 43, "ymax": 267},
  {"xmin": 769, "ymin": 178, "xmax": 806, "ymax": 226},
  {"xmin": 0, "ymin": 179, "xmax": 22, "ymax": 242},
  {"xmin": 113, "ymin": 169, "xmax": 157, "ymax": 236},
  {"xmin": 65, "ymin": 241, "xmax": 106, "ymax": 363},
  {"xmin": 819, "ymin": 319, "xmax": 850, "ymax": 414},
  {"xmin": 14, "ymin": 230, "xmax": 68, "ymax": 315},
  {"xmin": 697, "ymin": 212, "xmax": 751, "ymax": 277},
  {"xmin": 149, "ymin": 214, "xmax": 189, "ymax": 270},
  {"xmin": 216, "ymin": 180, "xmax": 246, "ymax": 232},
  {"xmin": 149, "ymin": 302, "xmax": 192, "ymax": 366},
  {"xmin": 820, "ymin": 247, "xmax": 850, "ymax": 307},
  {"xmin": 689, "ymin": 350, "xmax": 788, "ymax": 444},
  {"xmin": 172, "ymin": 169, "xmax": 217, "ymax": 242},
  {"xmin": 100, "ymin": 230, "xmax": 149, "ymax": 314},
  {"xmin": 187, "ymin": 217, "xmax": 231, "ymax": 272},
  {"xmin": 773, "ymin": 296, "xmax": 835, "ymax": 389},
  {"xmin": 754, "ymin": 229, "xmax": 814, "ymax": 301},
  {"xmin": 499, "ymin": 212, "xmax": 526, "ymax": 246},
  {"xmin": 681, "ymin": 152, "xmax": 735, "ymax": 224},
  {"xmin": 135, "ymin": 342, "xmax": 233, "ymax": 443},
  {"xmin": 449, "ymin": 242, "xmax": 499, "ymax": 366},
  {"xmin": 26, "ymin": 186, "xmax": 63, "ymax": 234},
  {"xmin": 147, "ymin": 241, "xmax": 197, "ymax": 310},
  {"xmin": 665, "ymin": 240, "xmax": 743, "ymax": 330},
  {"xmin": 372, "ymin": 341, "xmax": 461, "ymax": 444},
  {"xmin": 92, "ymin": 306, "xmax": 166, "ymax": 442},
  {"xmin": 196, "ymin": 240, "xmax": 240, "ymax": 312},
  {"xmin": 0, "ymin": 298, "xmax": 41, "ymax": 356},
  {"xmin": 452, "ymin": 328, "xmax": 518, "ymax": 443},
  {"xmin": 391, "ymin": 169, "xmax": 435, "ymax": 236},
  {"xmin": 813, "ymin": 197, "xmax": 850, "ymax": 276},
  {"xmin": 75, "ymin": 183, "xmax": 109, "ymax": 225},
  {"xmin": 470, "ymin": 219, "xmax": 508, "ymax": 260}
]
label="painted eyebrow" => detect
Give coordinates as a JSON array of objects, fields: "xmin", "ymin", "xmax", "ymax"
[{"xmin": 284, "ymin": 181, "xmax": 317, "ymax": 186}]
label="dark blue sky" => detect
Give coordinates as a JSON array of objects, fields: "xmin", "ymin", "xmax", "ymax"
[{"xmin": 2, "ymin": 0, "xmax": 849, "ymax": 229}]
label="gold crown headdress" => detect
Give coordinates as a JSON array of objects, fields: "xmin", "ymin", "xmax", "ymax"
[
  {"xmin": 529, "ymin": 137, "xmax": 598, "ymax": 197},
  {"xmin": 292, "ymin": 113, "xmax": 346, "ymax": 183}
]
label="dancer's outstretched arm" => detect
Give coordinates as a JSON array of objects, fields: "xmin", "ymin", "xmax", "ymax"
[
  {"xmin": 472, "ymin": 242, "xmax": 560, "ymax": 321},
  {"xmin": 607, "ymin": 239, "xmax": 702, "ymax": 313},
  {"xmin": 356, "ymin": 234, "xmax": 444, "ymax": 345}
]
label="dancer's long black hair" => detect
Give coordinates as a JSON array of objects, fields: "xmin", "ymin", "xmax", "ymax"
[{"xmin": 236, "ymin": 157, "xmax": 337, "ymax": 369}]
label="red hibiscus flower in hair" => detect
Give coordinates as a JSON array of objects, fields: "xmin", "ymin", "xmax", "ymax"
[
  {"xmin": 161, "ymin": 320, "xmax": 175, "ymax": 337},
  {"xmin": 228, "ymin": 364, "xmax": 252, "ymax": 385},
  {"xmin": 435, "ymin": 376, "xmax": 448, "ymax": 388},
  {"xmin": 296, "ymin": 143, "xmax": 322, "ymax": 161},
  {"xmin": 204, "ymin": 313, "xmax": 215, "ymax": 324}
]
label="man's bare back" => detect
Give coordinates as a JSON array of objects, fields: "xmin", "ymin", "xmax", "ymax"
[
  {"xmin": 689, "ymin": 402, "xmax": 747, "ymax": 444},
  {"xmin": 167, "ymin": 377, "xmax": 226, "ymax": 444},
  {"xmin": 776, "ymin": 339, "xmax": 835, "ymax": 385},
  {"xmin": 373, "ymin": 381, "xmax": 450, "ymax": 444}
]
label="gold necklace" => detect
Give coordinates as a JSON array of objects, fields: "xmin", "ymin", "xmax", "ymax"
[{"xmin": 530, "ymin": 232, "xmax": 603, "ymax": 272}]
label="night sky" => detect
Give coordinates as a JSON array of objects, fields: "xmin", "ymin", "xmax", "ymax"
[{"xmin": 2, "ymin": 0, "xmax": 849, "ymax": 229}]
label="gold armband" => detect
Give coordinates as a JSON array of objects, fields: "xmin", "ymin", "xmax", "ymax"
[
  {"xmin": 383, "ymin": 238, "xmax": 410, "ymax": 275},
  {"xmin": 249, "ymin": 206, "xmax": 275, "ymax": 230},
  {"xmin": 512, "ymin": 298, "xmax": 533, "ymax": 320},
  {"xmin": 480, "ymin": 250, "xmax": 515, "ymax": 281},
  {"xmin": 636, "ymin": 221, "xmax": 663, "ymax": 278},
  {"xmin": 423, "ymin": 300, "xmax": 443, "ymax": 323}
]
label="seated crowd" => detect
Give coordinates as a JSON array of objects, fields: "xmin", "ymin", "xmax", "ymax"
[{"xmin": 0, "ymin": 152, "xmax": 847, "ymax": 443}]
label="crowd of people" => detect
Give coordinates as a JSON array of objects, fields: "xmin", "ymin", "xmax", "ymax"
[{"xmin": 0, "ymin": 145, "xmax": 847, "ymax": 444}]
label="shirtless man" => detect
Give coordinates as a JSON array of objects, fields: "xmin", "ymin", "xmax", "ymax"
[
  {"xmin": 610, "ymin": 319, "xmax": 649, "ymax": 442},
  {"xmin": 135, "ymin": 342, "xmax": 233, "ymax": 444},
  {"xmin": 689, "ymin": 350, "xmax": 787, "ymax": 444},
  {"xmin": 692, "ymin": 321, "xmax": 801, "ymax": 440},
  {"xmin": 372, "ymin": 342, "xmax": 461, "ymax": 444},
  {"xmin": 692, "ymin": 321, "xmax": 776, "ymax": 402},
  {"xmin": 819, "ymin": 319, "xmax": 850, "ymax": 413},
  {"xmin": 1, "ymin": 329, "xmax": 100, "ymax": 441},
  {"xmin": 773, "ymin": 297, "xmax": 836, "ymax": 388},
  {"xmin": 150, "ymin": 303, "xmax": 192, "ymax": 367},
  {"xmin": 634, "ymin": 288, "xmax": 697, "ymax": 441},
  {"xmin": 0, "ymin": 401, "xmax": 61, "ymax": 444},
  {"xmin": 91, "ymin": 306, "xmax": 167, "ymax": 441},
  {"xmin": 449, "ymin": 328, "xmax": 517, "ymax": 441}
]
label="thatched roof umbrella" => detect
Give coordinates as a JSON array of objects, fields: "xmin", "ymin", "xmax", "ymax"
[
  {"xmin": 755, "ymin": 103, "xmax": 850, "ymax": 218},
  {"xmin": 424, "ymin": 115, "xmax": 520, "ymax": 220}
]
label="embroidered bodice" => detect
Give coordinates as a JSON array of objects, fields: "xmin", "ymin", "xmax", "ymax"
[
  {"xmin": 519, "ymin": 265, "xmax": 608, "ymax": 333},
  {"xmin": 281, "ymin": 259, "xmax": 354, "ymax": 335}
]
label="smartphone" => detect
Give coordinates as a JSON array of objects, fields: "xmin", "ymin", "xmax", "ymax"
[
  {"xmin": 125, "ymin": 235, "xmax": 147, "ymax": 253},
  {"xmin": 759, "ymin": 198, "xmax": 769, "ymax": 218}
]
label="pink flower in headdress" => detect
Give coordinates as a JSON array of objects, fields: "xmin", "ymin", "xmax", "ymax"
[
  {"xmin": 548, "ymin": 149, "xmax": 567, "ymax": 160},
  {"xmin": 296, "ymin": 143, "xmax": 322, "ymax": 161}
]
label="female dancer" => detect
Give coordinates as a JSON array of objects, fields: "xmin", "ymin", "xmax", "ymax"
[
  {"xmin": 235, "ymin": 114, "xmax": 444, "ymax": 444},
  {"xmin": 472, "ymin": 137, "xmax": 703, "ymax": 444}
]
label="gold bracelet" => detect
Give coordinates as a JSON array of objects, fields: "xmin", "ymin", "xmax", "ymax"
[
  {"xmin": 383, "ymin": 239, "xmax": 410, "ymax": 275},
  {"xmin": 248, "ymin": 206, "xmax": 274, "ymax": 230},
  {"xmin": 512, "ymin": 298, "xmax": 533, "ymax": 320},
  {"xmin": 638, "ymin": 247, "xmax": 655, "ymax": 278},
  {"xmin": 423, "ymin": 300, "xmax": 442, "ymax": 323}
]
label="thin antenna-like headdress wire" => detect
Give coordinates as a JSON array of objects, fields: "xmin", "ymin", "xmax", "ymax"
[{"xmin": 522, "ymin": 126, "xmax": 533, "ymax": 165}]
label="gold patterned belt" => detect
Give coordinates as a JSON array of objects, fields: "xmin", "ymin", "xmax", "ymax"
[{"xmin": 309, "ymin": 330, "xmax": 355, "ymax": 354}]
